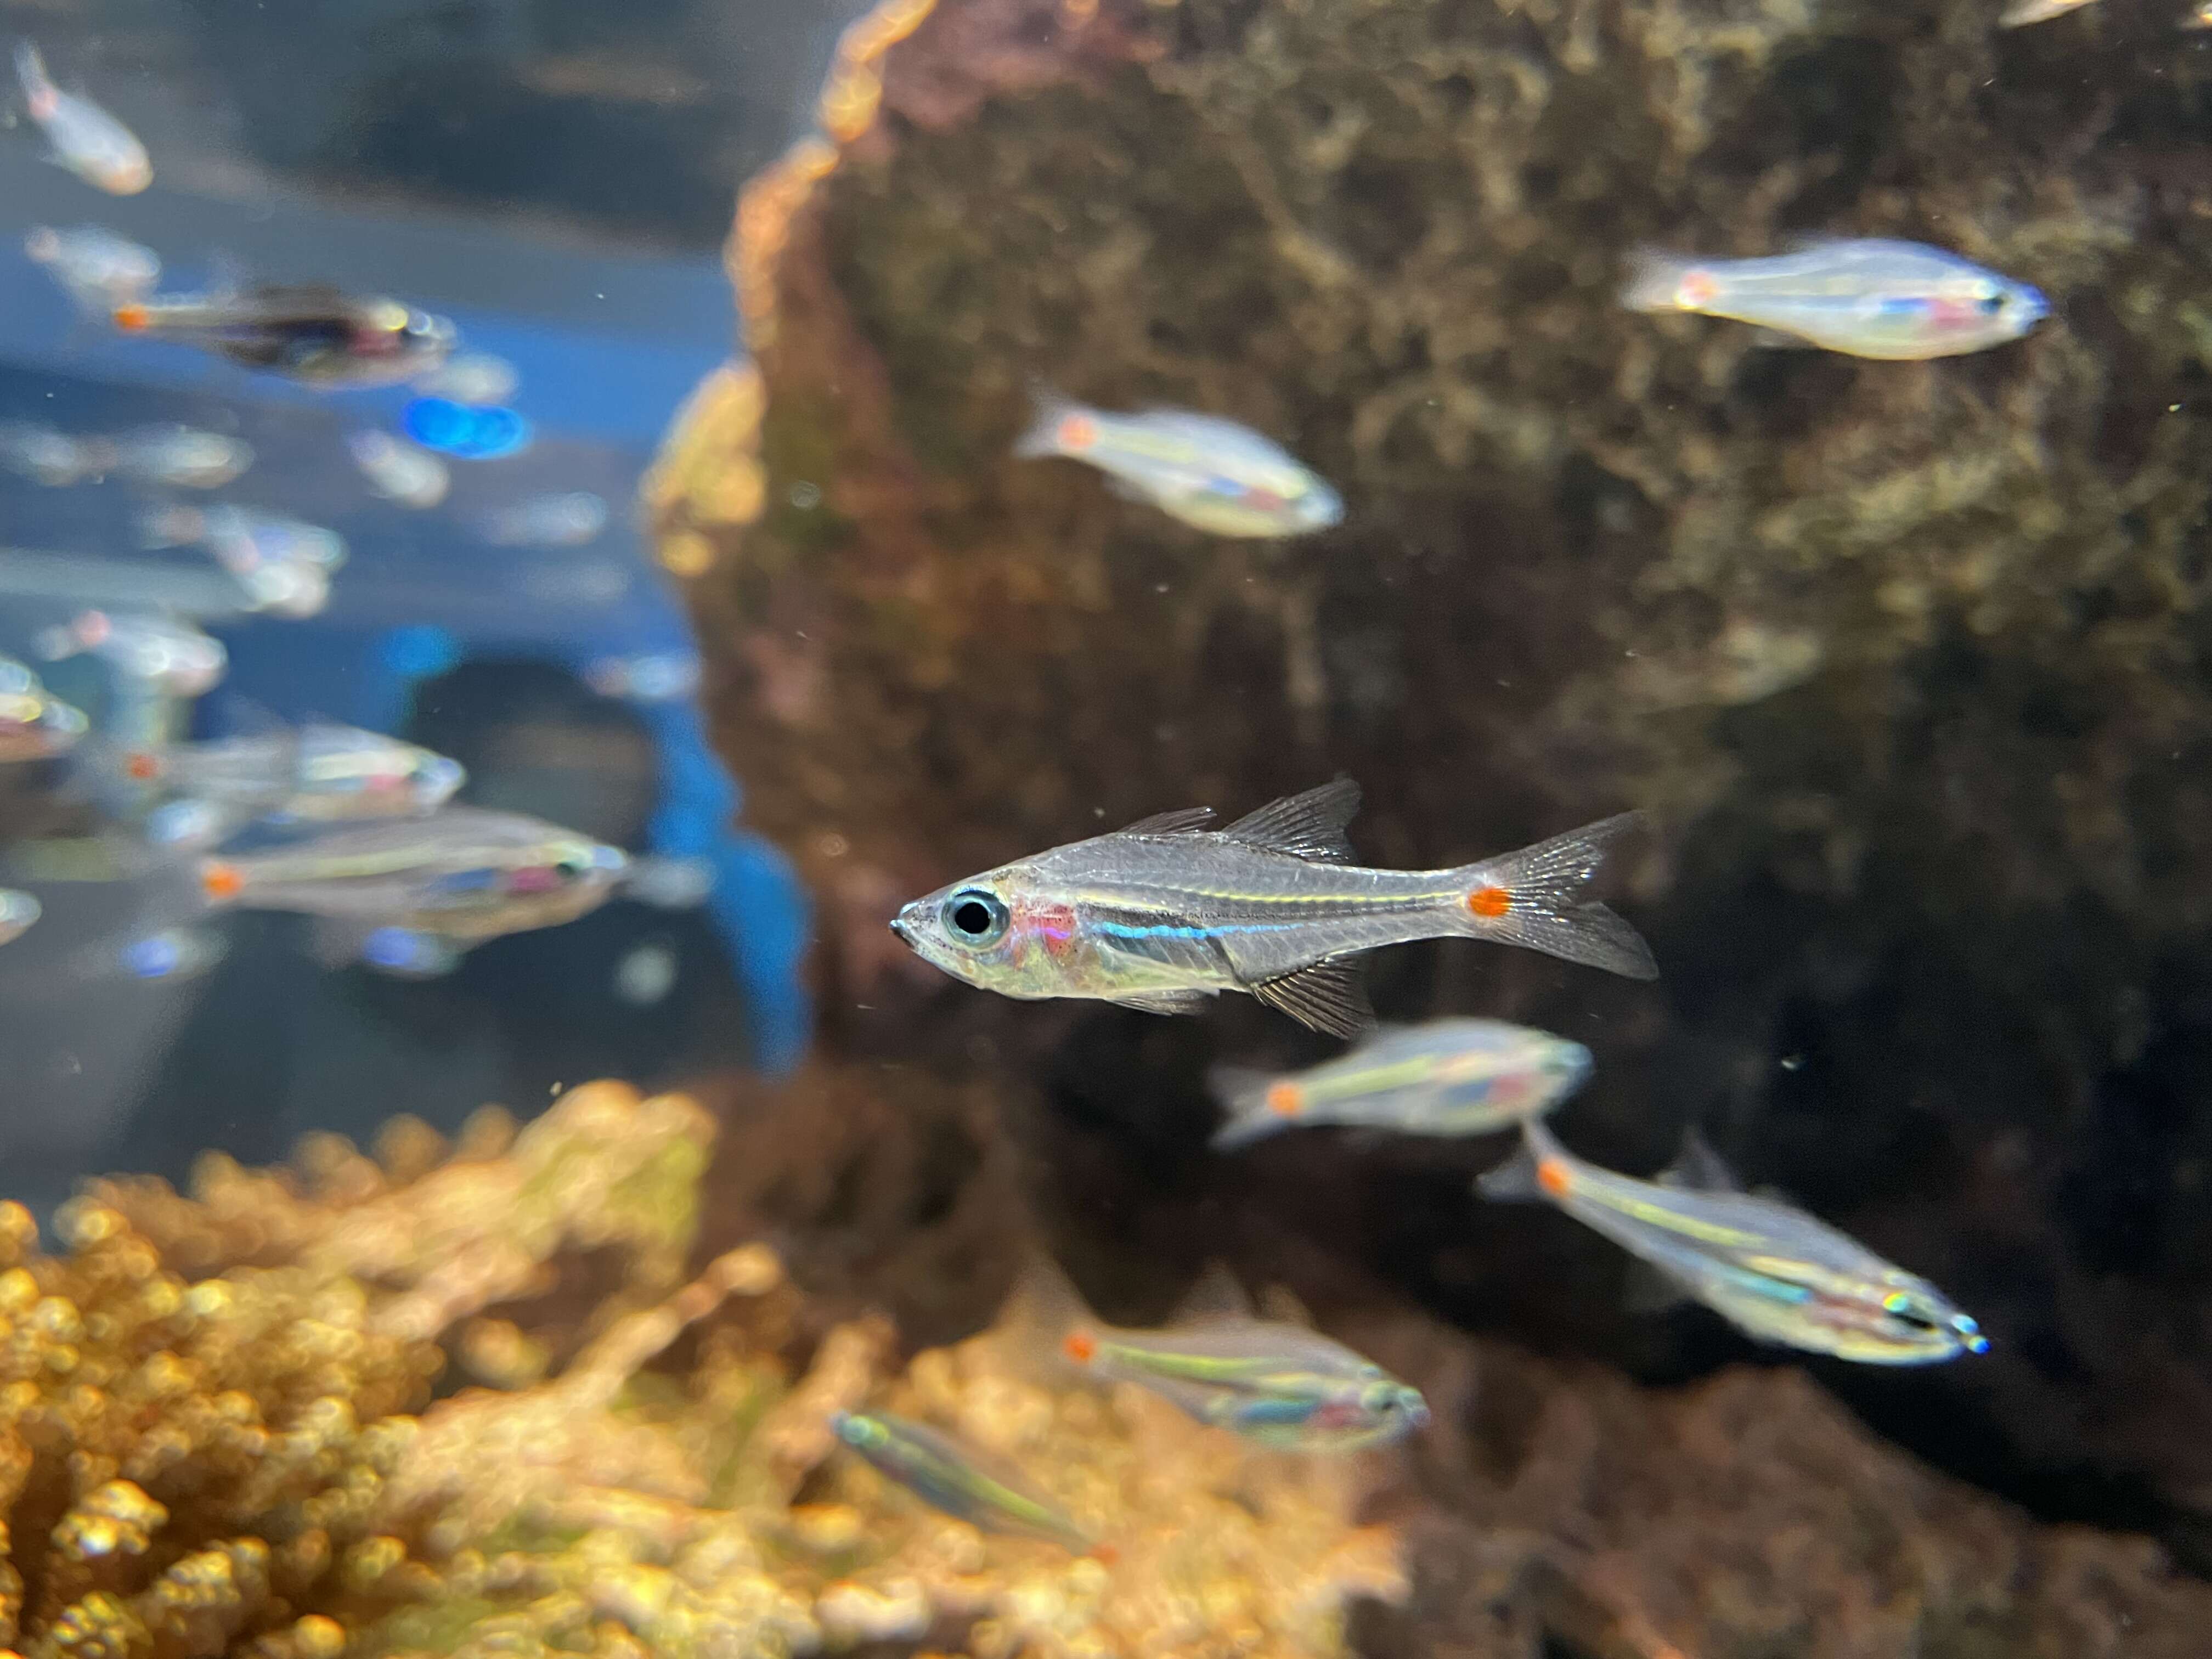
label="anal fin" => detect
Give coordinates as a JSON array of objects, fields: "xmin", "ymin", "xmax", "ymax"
[{"xmin": 1248, "ymin": 956, "xmax": 1373, "ymax": 1037}]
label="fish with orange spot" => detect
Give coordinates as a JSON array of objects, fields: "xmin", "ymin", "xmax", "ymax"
[
  {"xmin": 1006, "ymin": 1258, "xmax": 1428, "ymax": 1452},
  {"xmin": 1621, "ymin": 238, "xmax": 2046, "ymax": 359},
  {"xmin": 195, "ymin": 807, "xmax": 625, "ymax": 955},
  {"xmin": 1209, "ymin": 1017, "xmax": 1592, "ymax": 1150},
  {"xmin": 1479, "ymin": 1118, "xmax": 1990, "ymax": 1365},
  {"xmin": 1014, "ymin": 384, "xmax": 1342, "ymax": 537},
  {"xmin": 892, "ymin": 778, "xmax": 1657, "ymax": 1038},
  {"xmin": 15, "ymin": 43, "xmax": 150, "ymax": 196}
]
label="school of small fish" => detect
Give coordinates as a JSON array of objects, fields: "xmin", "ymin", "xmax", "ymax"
[{"xmin": 3, "ymin": 6, "xmax": 2079, "ymax": 1567}]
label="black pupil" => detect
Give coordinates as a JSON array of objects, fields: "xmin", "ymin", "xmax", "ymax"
[
  {"xmin": 1978, "ymin": 293, "xmax": 2003, "ymax": 315},
  {"xmin": 952, "ymin": 900, "xmax": 994, "ymax": 935}
]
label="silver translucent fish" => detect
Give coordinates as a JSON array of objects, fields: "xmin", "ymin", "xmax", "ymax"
[
  {"xmin": 25, "ymin": 224, "xmax": 159, "ymax": 311},
  {"xmin": 121, "ymin": 723, "xmax": 465, "ymax": 825},
  {"xmin": 1210, "ymin": 1017, "xmax": 1592, "ymax": 1149},
  {"xmin": 830, "ymin": 1410, "xmax": 1098, "ymax": 1554},
  {"xmin": 346, "ymin": 430, "xmax": 449, "ymax": 508},
  {"xmin": 102, "ymin": 425, "xmax": 254, "ymax": 489},
  {"xmin": 1015, "ymin": 387, "xmax": 1342, "ymax": 538},
  {"xmin": 893, "ymin": 779, "xmax": 1656, "ymax": 1037},
  {"xmin": 15, "ymin": 43, "xmax": 150, "ymax": 196},
  {"xmin": 0, "ymin": 422, "xmax": 91, "ymax": 487},
  {"xmin": 38, "ymin": 611, "xmax": 226, "ymax": 697},
  {"xmin": 0, "ymin": 656, "xmax": 87, "ymax": 762},
  {"xmin": 198, "ymin": 806, "xmax": 627, "ymax": 943},
  {"xmin": 478, "ymin": 491, "xmax": 608, "ymax": 548},
  {"xmin": 142, "ymin": 504, "xmax": 348, "ymax": 574},
  {"xmin": 1622, "ymin": 239, "xmax": 2046, "ymax": 360},
  {"xmin": 1479, "ymin": 1118, "xmax": 1989, "ymax": 1365}
]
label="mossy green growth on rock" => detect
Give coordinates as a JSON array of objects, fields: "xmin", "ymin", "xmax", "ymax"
[{"xmin": 669, "ymin": 0, "xmax": 2212, "ymax": 1585}]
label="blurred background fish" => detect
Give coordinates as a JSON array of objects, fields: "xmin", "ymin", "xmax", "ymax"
[
  {"xmin": 0, "ymin": 889, "xmax": 40, "ymax": 945},
  {"xmin": 0, "ymin": 657, "xmax": 87, "ymax": 761},
  {"xmin": 113, "ymin": 284, "xmax": 458, "ymax": 386},
  {"xmin": 24, "ymin": 224, "xmax": 157, "ymax": 312},
  {"xmin": 13, "ymin": 42, "xmax": 149, "ymax": 195},
  {"xmin": 346, "ymin": 430, "xmax": 450, "ymax": 508}
]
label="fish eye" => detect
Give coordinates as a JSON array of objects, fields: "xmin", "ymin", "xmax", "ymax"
[
  {"xmin": 1976, "ymin": 287, "xmax": 2006, "ymax": 317},
  {"xmin": 941, "ymin": 888, "xmax": 1009, "ymax": 945}
]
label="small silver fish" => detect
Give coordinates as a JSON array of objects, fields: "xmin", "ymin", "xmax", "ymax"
[
  {"xmin": 228, "ymin": 557, "xmax": 329, "ymax": 620},
  {"xmin": 1011, "ymin": 1259, "xmax": 1427, "ymax": 1452},
  {"xmin": 1622, "ymin": 238, "xmax": 2047, "ymax": 359},
  {"xmin": 198, "ymin": 806, "xmax": 627, "ymax": 943},
  {"xmin": 142, "ymin": 504, "xmax": 348, "ymax": 574},
  {"xmin": 0, "ymin": 656, "xmax": 87, "ymax": 761},
  {"xmin": 114, "ymin": 285, "xmax": 455, "ymax": 387},
  {"xmin": 38, "ymin": 611, "xmax": 226, "ymax": 697},
  {"xmin": 1478, "ymin": 1118, "xmax": 1989, "ymax": 1365},
  {"xmin": 15, "ymin": 43, "xmax": 150, "ymax": 195},
  {"xmin": 25, "ymin": 224, "xmax": 159, "ymax": 310},
  {"xmin": 0, "ymin": 422, "xmax": 91, "ymax": 487},
  {"xmin": 0, "ymin": 889, "xmax": 41, "ymax": 946},
  {"xmin": 103, "ymin": 425, "xmax": 254, "ymax": 489},
  {"xmin": 122, "ymin": 723, "xmax": 465, "ymax": 825},
  {"xmin": 346, "ymin": 430, "xmax": 450, "ymax": 509},
  {"xmin": 830, "ymin": 1410, "xmax": 1100, "ymax": 1555},
  {"xmin": 893, "ymin": 778, "xmax": 1656, "ymax": 1038},
  {"xmin": 1999, "ymin": 0, "xmax": 2100, "ymax": 23},
  {"xmin": 478, "ymin": 491, "xmax": 608, "ymax": 548},
  {"xmin": 1016, "ymin": 387, "xmax": 1342, "ymax": 538},
  {"xmin": 582, "ymin": 651, "xmax": 700, "ymax": 703},
  {"xmin": 1210, "ymin": 1017, "xmax": 1592, "ymax": 1149},
  {"xmin": 413, "ymin": 351, "xmax": 518, "ymax": 405}
]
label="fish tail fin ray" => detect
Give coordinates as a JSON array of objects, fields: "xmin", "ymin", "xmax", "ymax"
[
  {"xmin": 1206, "ymin": 1065, "xmax": 1282, "ymax": 1147},
  {"xmin": 997, "ymin": 1254, "xmax": 1104, "ymax": 1385},
  {"xmin": 15, "ymin": 41, "xmax": 48, "ymax": 95},
  {"xmin": 1014, "ymin": 381, "xmax": 1091, "ymax": 459},
  {"xmin": 1621, "ymin": 247, "xmax": 1699, "ymax": 313},
  {"xmin": 1451, "ymin": 812, "xmax": 1658, "ymax": 980},
  {"xmin": 1476, "ymin": 1120, "xmax": 1570, "ymax": 1204}
]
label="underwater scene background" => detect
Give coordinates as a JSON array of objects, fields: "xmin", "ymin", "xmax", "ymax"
[{"xmin": 3, "ymin": 0, "xmax": 2212, "ymax": 1655}]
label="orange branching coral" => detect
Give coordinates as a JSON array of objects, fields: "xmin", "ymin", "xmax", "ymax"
[{"xmin": 8, "ymin": 1084, "xmax": 1406, "ymax": 1659}]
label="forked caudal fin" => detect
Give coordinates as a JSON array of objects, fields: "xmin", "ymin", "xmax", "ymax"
[
  {"xmin": 1452, "ymin": 812, "xmax": 1659, "ymax": 980},
  {"xmin": 996, "ymin": 1255, "xmax": 1108, "ymax": 1384},
  {"xmin": 1206, "ymin": 1064, "xmax": 1299, "ymax": 1148},
  {"xmin": 1476, "ymin": 1118, "xmax": 1575, "ymax": 1204}
]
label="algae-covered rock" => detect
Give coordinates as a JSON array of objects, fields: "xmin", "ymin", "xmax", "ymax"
[{"xmin": 652, "ymin": 0, "xmax": 2212, "ymax": 1580}]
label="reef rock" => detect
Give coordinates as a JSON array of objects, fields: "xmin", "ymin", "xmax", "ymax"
[{"xmin": 651, "ymin": 0, "xmax": 2212, "ymax": 1573}]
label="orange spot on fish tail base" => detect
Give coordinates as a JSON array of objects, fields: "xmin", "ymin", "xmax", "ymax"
[
  {"xmin": 1265, "ymin": 1082, "xmax": 1303, "ymax": 1118},
  {"xmin": 112, "ymin": 304, "xmax": 150, "ymax": 331},
  {"xmin": 1063, "ymin": 1330, "xmax": 1096, "ymax": 1364},
  {"xmin": 200, "ymin": 861, "xmax": 242, "ymax": 901},
  {"xmin": 1677, "ymin": 269, "xmax": 1719, "ymax": 309},
  {"xmin": 1536, "ymin": 1158, "xmax": 1573, "ymax": 1198},
  {"xmin": 1058, "ymin": 414, "xmax": 1098, "ymax": 452},
  {"xmin": 125, "ymin": 752, "xmax": 160, "ymax": 781},
  {"xmin": 1468, "ymin": 884, "xmax": 1512, "ymax": 918}
]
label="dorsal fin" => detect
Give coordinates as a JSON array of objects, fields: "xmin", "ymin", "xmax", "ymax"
[
  {"xmin": 1169, "ymin": 1262, "xmax": 1252, "ymax": 1325},
  {"xmin": 1220, "ymin": 777, "xmax": 1361, "ymax": 862},
  {"xmin": 1116, "ymin": 805, "xmax": 1216, "ymax": 836},
  {"xmin": 1656, "ymin": 1128, "xmax": 1741, "ymax": 1193}
]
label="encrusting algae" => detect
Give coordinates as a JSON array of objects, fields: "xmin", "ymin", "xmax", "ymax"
[{"xmin": 0, "ymin": 1080, "xmax": 1403, "ymax": 1659}]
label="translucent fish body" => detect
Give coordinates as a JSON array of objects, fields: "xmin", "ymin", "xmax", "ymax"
[
  {"xmin": 479, "ymin": 492, "xmax": 607, "ymax": 548},
  {"xmin": 16, "ymin": 44, "xmax": 150, "ymax": 195},
  {"xmin": 893, "ymin": 779, "xmax": 1656, "ymax": 1038},
  {"xmin": 1622, "ymin": 239, "xmax": 2047, "ymax": 359},
  {"xmin": 42, "ymin": 612, "xmax": 227, "ymax": 697},
  {"xmin": 1016, "ymin": 389, "xmax": 1342, "ymax": 537},
  {"xmin": 25, "ymin": 225, "xmax": 159, "ymax": 309},
  {"xmin": 133, "ymin": 723, "xmax": 464, "ymax": 824},
  {"xmin": 830, "ymin": 1410, "xmax": 1094, "ymax": 1553},
  {"xmin": 1211, "ymin": 1017, "xmax": 1592, "ymax": 1148},
  {"xmin": 1479, "ymin": 1118, "xmax": 1988, "ymax": 1365},
  {"xmin": 200, "ymin": 807, "xmax": 625, "ymax": 941},
  {"xmin": 114, "ymin": 285, "xmax": 456, "ymax": 387},
  {"xmin": 105, "ymin": 426, "xmax": 254, "ymax": 489},
  {"xmin": 0, "ymin": 422, "xmax": 91, "ymax": 487},
  {"xmin": 346, "ymin": 431, "xmax": 449, "ymax": 508}
]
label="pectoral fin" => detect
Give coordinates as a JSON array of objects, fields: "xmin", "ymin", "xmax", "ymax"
[{"xmin": 1109, "ymin": 988, "xmax": 1214, "ymax": 1015}]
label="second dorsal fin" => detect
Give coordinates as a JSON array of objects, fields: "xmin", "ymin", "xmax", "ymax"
[{"xmin": 1220, "ymin": 777, "xmax": 1361, "ymax": 862}]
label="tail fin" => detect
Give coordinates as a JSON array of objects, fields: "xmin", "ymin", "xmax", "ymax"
[
  {"xmin": 15, "ymin": 42, "xmax": 49, "ymax": 101},
  {"xmin": 1451, "ymin": 812, "xmax": 1658, "ymax": 981},
  {"xmin": 1475, "ymin": 1119, "xmax": 1569, "ymax": 1204},
  {"xmin": 1013, "ymin": 382, "xmax": 1093, "ymax": 460},
  {"xmin": 995, "ymin": 1254, "xmax": 1107, "ymax": 1386},
  {"xmin": 1205, "ymin": 1064, "xmax": 1291, "ymax": 1149},
  {"xmin": 1620, "ymin": 247, "xmax": 1703, "ymax": 313}
]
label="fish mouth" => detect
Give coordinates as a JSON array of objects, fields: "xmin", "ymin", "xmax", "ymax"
[{"xmin": 888, "ymin": 914, "xmax": 915, "ymax": 945}]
